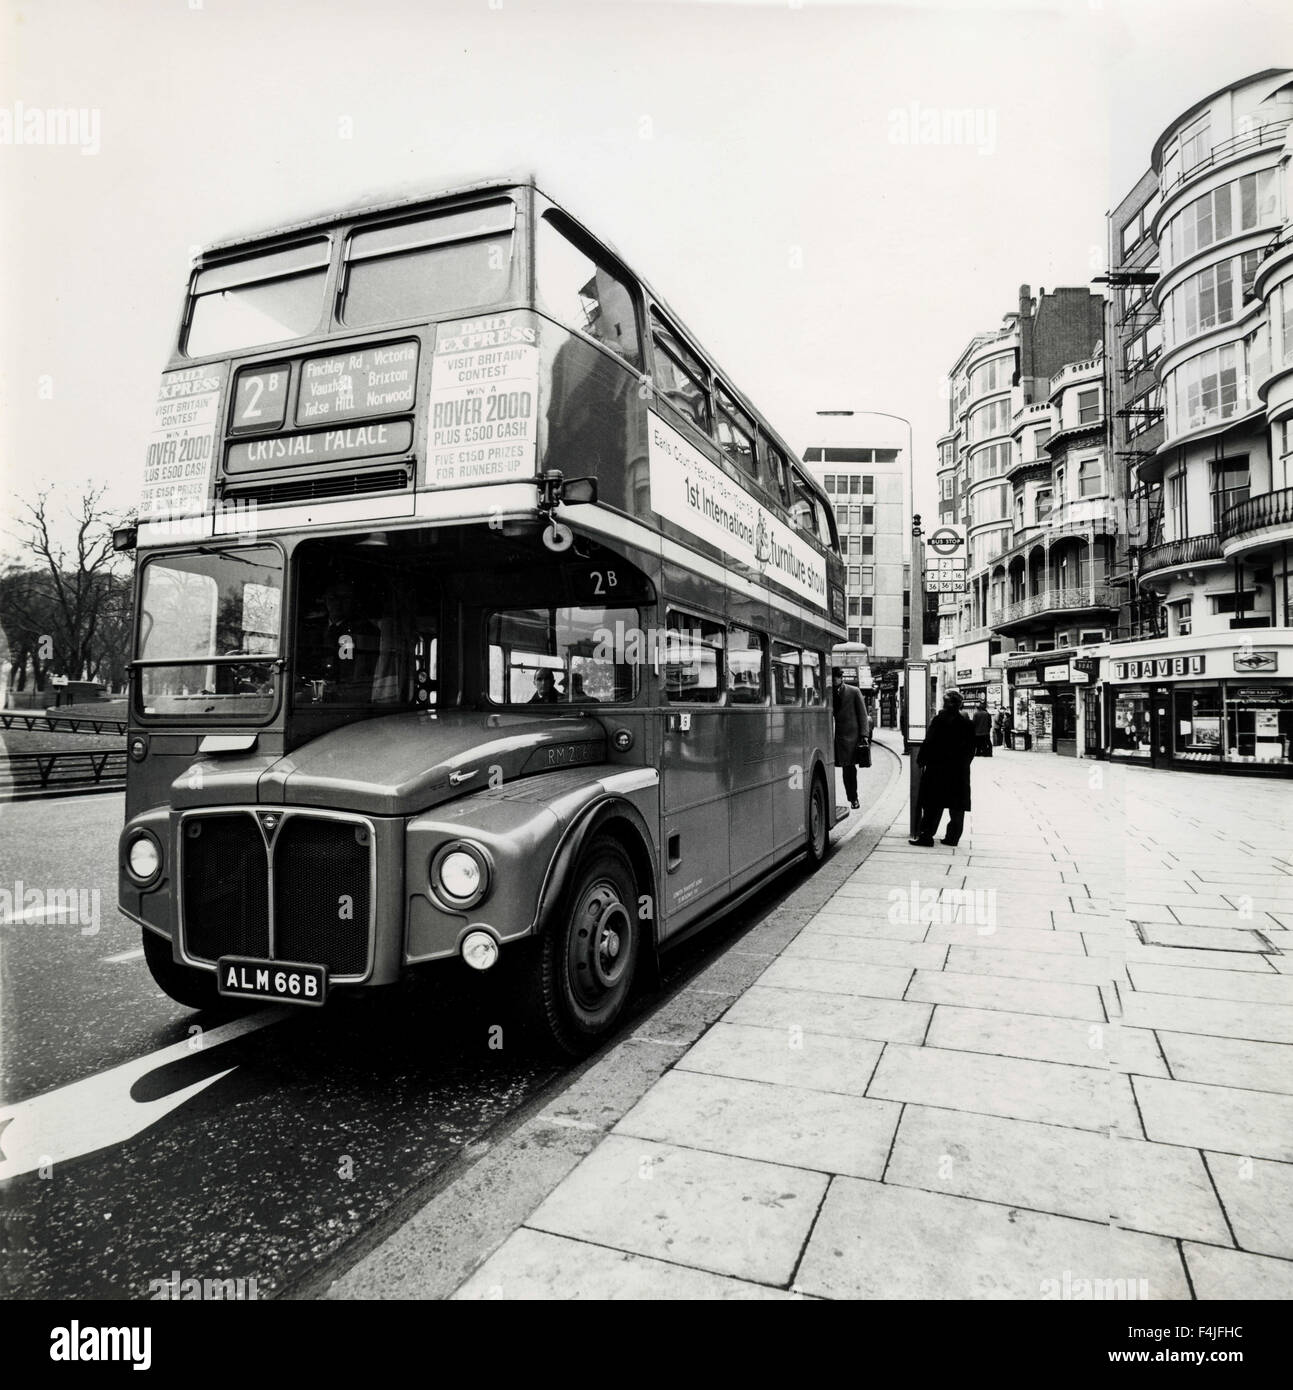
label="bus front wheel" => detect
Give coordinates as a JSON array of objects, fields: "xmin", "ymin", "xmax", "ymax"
[
  {"xmin": 533, "ymin": 835, "xmax": 640, "ymax": 1056},
  {"xmin": 807, "ymin": 771, "xmax": 830, "ymax": 866}
]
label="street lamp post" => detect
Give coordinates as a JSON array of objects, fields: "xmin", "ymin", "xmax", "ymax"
[{"xmin": 847, "ymin": 410, "xmax": 925, "ymax": 836}]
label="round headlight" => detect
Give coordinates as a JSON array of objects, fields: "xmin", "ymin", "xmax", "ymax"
[
  {"xmin": 127, "ymin": 834, "xmax": 160, "ymax": 883},
  {"xmin": 432, "ymin": 843, "xmax": 490, "ymax": 908},
  {"xmin": 440, "ymin": 851, "xmax": 482, "ymax": 900}
]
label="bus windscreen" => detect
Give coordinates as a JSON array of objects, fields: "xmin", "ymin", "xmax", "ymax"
[{"xmin": 185, "ymin": 241, "xmax": 330, "ymax": 358}]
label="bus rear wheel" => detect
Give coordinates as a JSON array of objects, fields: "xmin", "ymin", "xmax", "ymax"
[
  {"xmin": 533, "ymin": 836, "xmax": 640, "ymax": 1056},
  {"xmin": 807, "ymin": 770, "xmax": 830, "ymax": 866},
  {"xmin": 142, "ymin": 928, "xmax": 235, "ymax": 1013}
]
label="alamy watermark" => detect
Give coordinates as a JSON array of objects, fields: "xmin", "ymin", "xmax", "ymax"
[
  {"xmin": 887, "ymin": 101, "xmax": 997, "ymax": 157},
  {"xmin": 888, "ymin": 879, "xmax": 997, "ymax": 932},
  {"xmin": 0, "ymin": 102, "xmax": 100, "ymax": 155},
  {"xmin": 147, "ymin": 1268, "xmax": 260, "ymax": 1300},
  {"xmin": 0, "ymin": 882, "xmax": 100, "ymax": 936}
]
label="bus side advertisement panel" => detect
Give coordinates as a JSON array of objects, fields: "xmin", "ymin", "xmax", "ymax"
[
  {"xmin": 647, "ymin": 410, "xmax": 828, "ymax": 612},
  {"xmin": 140, "ymin": 364, "xmax": 227, "ymax": 519},
  {"xmin": 426, "ymin": 311, "xmax": 539, "ymax": 488}
]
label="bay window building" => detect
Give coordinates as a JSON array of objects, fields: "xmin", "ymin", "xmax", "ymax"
[{"xmin": 1119, "ymin": 68, "xmax": 1293, "ymax": 774}]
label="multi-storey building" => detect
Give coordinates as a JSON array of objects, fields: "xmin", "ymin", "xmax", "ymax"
[
  {"xmin": 801, "ymin": 411, "xmax": 911, "ymax": 669},
  {"xmin": 1113, "ymin": 68, "xmax": 1293, "ymax": 774},
  {"xmin": 932, "ymin": 286, "xmax": 1108, "ymax": 749}
]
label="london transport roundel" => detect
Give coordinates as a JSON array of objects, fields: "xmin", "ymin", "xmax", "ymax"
[{"xmin": 927, "ymin": 526, "xmax": 966, "ymax": 557}]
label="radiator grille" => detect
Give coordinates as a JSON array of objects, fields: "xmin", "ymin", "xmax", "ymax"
[
  {"xmin": 180, "ymin": 812, "xmax": 371, "ymax": 977},
  {"xmin": 224, "ymin": 467, "xmax": 409, "ymax": 508},
  {"xmin": 273, "ymin": 817, "xmax": 371, "ymax": 976},
  {"xmin": 181, "ymin": 814, "xmax": 269, "ymax": 962}
]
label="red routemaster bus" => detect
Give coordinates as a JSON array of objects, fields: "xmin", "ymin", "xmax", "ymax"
[{"xmin": 117, "ymin": 176, "xmax": 846, "ymax": 1052}]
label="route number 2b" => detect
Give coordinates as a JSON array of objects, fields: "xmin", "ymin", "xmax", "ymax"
[{"xmin": 590, "ymin": 570, "xmax": 618, "ymax": 595}]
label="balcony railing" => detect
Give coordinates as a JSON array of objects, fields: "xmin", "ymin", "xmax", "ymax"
[
  {"xmin": 1221, "ymin": 486, "xmax": 1293, "ymax": 541},
  {"xmin": 994, "ymin": 585, "xmax": 1122, "ymax": 626},
  {"xmin": 1138, "ymin": 533, "xmax": 1223, "ymax": 576},
  {"xmin": 1159, "ymin": 118, "xmax": 1293, "ymax": 200},
  {"xmin": 1049, "ymin": 358, "xmax": 1102, "ymax": 390}
]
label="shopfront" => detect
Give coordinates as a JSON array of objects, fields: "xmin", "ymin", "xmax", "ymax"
[
  {"xmin": 1008, "ymin": 659, "xmax": 1090, "ymax": 755},
  {"xmin": 1107, "ymin": 646, "xmax": 1293, "ymax": 774}
]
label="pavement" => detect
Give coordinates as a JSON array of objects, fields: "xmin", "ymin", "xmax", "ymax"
[{"xmin": 328, "ymin": 732, "xmax": 1293, "ymax": 1301}]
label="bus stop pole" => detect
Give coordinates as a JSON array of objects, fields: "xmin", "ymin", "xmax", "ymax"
[{"xmin": 908, "ymin": 512, "xmax": 926, "ymax": 837}]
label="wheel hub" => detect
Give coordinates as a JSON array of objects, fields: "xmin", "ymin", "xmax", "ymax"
[{"xmin": 570, "ymin": 881, "xmax": 632, "ymax": 999}]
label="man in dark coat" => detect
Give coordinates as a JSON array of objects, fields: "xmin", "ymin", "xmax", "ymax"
[
  {"xmin": 972, "ymin": 701, "xmax": 994, "ymax": 757},
  {"xmin": 831, "ymin": 667, "xmax": 869, "ymax": 810},
  {"xmin": 910, "ymin": 689, "xmax": 976, "ymax": 847}
]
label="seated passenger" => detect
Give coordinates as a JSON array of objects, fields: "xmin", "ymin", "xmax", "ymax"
[{"xmin": 529, "ymin": 669, "xmax": 563, "ymax": 703}]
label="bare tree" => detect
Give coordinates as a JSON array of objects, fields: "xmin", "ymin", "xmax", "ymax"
[{"xmin": 4, "ymin": 485, "xmax": 132, "ymax": 688}]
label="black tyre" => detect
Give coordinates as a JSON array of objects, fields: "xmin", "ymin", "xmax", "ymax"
[
  {"xmin": 142, "ymin": 928, "xmax": 236, "ymax": 1013},
  {"xmin": 528, "ymin": 836, "xmax": 641, "ymax": 1056},
  {"xmin": 806, "ymin": 769, "xmax": 830, "ymax": 866}
]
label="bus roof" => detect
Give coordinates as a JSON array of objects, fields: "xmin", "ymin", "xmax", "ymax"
[{"xmin": 197, "ymin": 173, "xmax": 833, "ymax": 520}]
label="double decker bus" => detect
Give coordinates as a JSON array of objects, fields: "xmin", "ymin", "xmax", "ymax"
[{"xmin": 118, "ymin": 176, "xmax": 846, "ymax": 1053}]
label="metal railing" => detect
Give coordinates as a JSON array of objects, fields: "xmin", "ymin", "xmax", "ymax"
[
  {"xmin": 1138, "ymin": 533, "xmax": 1223, "ymax": 575},
  {"xmin": 1221, "ymin": 486, "xmax": 1293, "ymax": 541},
  {"xmin": 0, "ymin": 750, "xmax": 127, "ymax": 799},
  {"xmin": 1159, "ymin": 118, "xmax": 1293, "ymax": 200},
  {"xmin": 0, "ymin": 710, "xmax": 128, "ymax": 736},
  {"xmin": 995, "ymin": 585, "xmax": 1122, "ymax": 625}
]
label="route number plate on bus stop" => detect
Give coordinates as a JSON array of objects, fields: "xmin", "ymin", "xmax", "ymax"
[{"xmin": 217, "ymin": 957, "xmax": 327, "ymax": 1006}]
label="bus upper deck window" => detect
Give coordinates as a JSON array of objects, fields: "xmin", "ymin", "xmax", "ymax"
[
  {"xmin": 185, "ymin": 240, "xmax": 330, "ymax": 358},
  {"xmin": 341, "ymin": 200, "xmax": 516, "ymax": 328},
  {"xmin": 715, "ymin": 385, "xmax": 757, "ymax": 480},
  {"xmin": 650, "ymin": 311, "xmax": 711, "ymax": 436},
  {"xmin": 536, "ymin": 215, "xmax": 641, "ymax": 367}
]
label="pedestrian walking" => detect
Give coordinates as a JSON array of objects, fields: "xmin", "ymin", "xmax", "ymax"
[
  {"xmin": 972, "ymin": 700, "xmax": 993, "ymax": 757},
  {"xmin": 910, "ymin": 689, "xmax": 976, "ymax": 847},
  {"xmin": 831, "ymin": 667, "xmax": 868, "ymax": 810}
]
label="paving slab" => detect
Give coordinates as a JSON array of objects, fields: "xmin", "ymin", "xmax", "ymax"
[
  {"xmin": 926, "ymin": 1006, "xmax": 1166, "ymax": 1076},
  {"xmin": 783, "ymin": 933, "xmax": 949, "ymax": 970},
  {"xmin": 1156, "ymin": 1031, "xmax": 1293, "ymax": 1095},
  {"xmin": 885, "ymin": 1106, "xmax": 1229, "ymax": 1244},
  {"xmin": 868, "ymin": 1043, "xmax": 1139, "ymax": 1134},
  {"xmin": 803, "ymin": 913, "xmax": 931, "ymax": 942},
  {"xmin": 453, "ymin": 1227, "xmax": 802, "ymax": 1299},
  {"xmin": 756, "ymin": 955, "xmax": 913, "ymax": 1000},
  {"xmin": 675, "ymin": 1021, "xmax": 883, "ymax": 1097},
  {"xmin": 945, "ymin": 945, "xmax": 1113, "ymax": 987},
  {"xmin": 1182, "ymin": 1243, "xmax": 1293, "ymax": 1300},
  {"xmin": 1204, "ymin": 1153, "xmax": 1293, "ymax": 1261},
  {"xmin": 905, "ymin": 969, "xmax": 1106, "ymax": 1022},
  {"xmin": 1128, "ymin": 962, "xmax": 1293, "ymax": 1005},
  {"xmin": 795, "ymin": 1179, "xmax": 1190, "ymax": 1300},
  {"xmin": 524, "ymin": 1134, "xmax": 827, "ymax": 1287},
  {"xmin": 1124, "ymin": 992, "xmax": 1293, "ymax": 1044},
  {"xmin": 723, "ymin": 984, "xmax": 931, "ymax": 1044},
  {"xmin": 925, "ymin": 924, "xmax": 1088, "ymax": 954},
  {"xmin": 1134, "ymin": 1075, "xmax": 1293, "ymax": 1161},
  {"xmin": 613, "ymin": 1069, "xmax": 899, "ymax": 1179}
]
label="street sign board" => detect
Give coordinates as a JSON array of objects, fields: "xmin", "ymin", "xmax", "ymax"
[{"xmin": 924, "ymin": 524, "xmax": 967, "ymax": 593}]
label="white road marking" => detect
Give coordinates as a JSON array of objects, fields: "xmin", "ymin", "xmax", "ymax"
[
  {"xmin": 102, "ymin": 948, "xmax": 146, "ymax": 964},
  {"xmin": 0, "ymin": 1009, "xmax": 288, "ymax": 1180}
]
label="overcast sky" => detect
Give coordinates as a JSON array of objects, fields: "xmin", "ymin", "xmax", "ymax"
[{"xmin": 1, "ymin": 0, "xmax": 1289, "ymax": 556}]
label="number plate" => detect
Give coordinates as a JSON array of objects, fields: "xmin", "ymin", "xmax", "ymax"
[{"xmin": 216, "ymin": 956, "xmax": 327, "ymax": 1007}]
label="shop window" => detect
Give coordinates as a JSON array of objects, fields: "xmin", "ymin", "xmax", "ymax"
[
  {"xmin": 1174, "ymin": 686, "xmax": 1222, "ymax": 759},
  {"xmin": 1112, "ymin": 690, "xmax": 1152, "ymax": 757},
  {"xmin": 1225, "ymin": 684, "xmax": 1293, "ymax": 764}
]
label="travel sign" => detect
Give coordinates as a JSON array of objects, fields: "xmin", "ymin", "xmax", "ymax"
[{"xmin": 925, "ymin": 523, "xmax": 967, "ymax": 593}]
